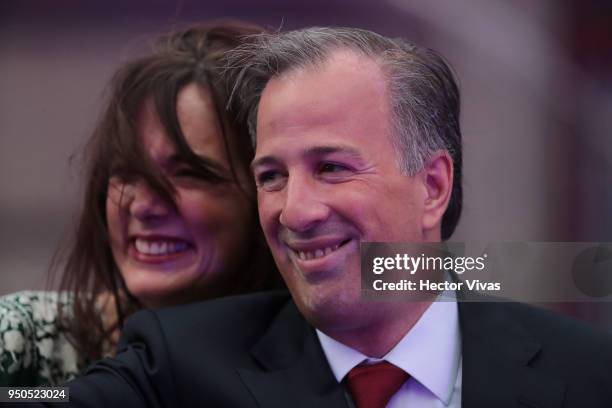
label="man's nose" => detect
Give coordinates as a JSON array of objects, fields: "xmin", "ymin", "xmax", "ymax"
[
  {"xmin": 127, "ymin": 181, "xmax": 172, "ymax": 222},
  {"xmin": 279, "ymin": 174, "xmax": 330, "ymax": 232}
]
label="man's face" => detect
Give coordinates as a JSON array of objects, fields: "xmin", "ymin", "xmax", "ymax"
[{"xmin": 253, "ymin": 50, "xmax": 429, "ymax": 331}]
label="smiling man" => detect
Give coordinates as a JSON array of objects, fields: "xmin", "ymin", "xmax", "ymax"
[
  {"xmin": 249, "ymin": 47, "xmax": 453, "ymax": 360},
  {"xmin": 33, "ymin": 27, "xmax": 612, "ymax": 408},
  {"xmin": 243, "ymin": 41, "xmax": 460, "ymax": 407}
]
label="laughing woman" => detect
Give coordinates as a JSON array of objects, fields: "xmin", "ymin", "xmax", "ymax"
[{"xmin": 0, "ymin": 21, "xmax": 279, "ymax": 386}]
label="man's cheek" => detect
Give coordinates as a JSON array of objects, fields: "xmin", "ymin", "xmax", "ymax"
[{"xmin": 257, "ymin": 197, "xmax": 275, "ymax": 227}]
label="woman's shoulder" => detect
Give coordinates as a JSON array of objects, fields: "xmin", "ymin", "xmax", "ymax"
[
  {"xmin": 0, "ymin": 291, "xmax": 79, "ymax": 386},
  {"xmin": 1, "ymin": 290, "xmax": 72, "ymax": 311}
]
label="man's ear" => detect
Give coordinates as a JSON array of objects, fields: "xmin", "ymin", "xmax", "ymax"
[{"xmin": 421, "ymin": 150, "xmax": 453, "ymax": 234}]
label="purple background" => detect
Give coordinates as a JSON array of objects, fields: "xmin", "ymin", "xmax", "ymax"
[{"xmin": 1, "ymin": 0, "xmax": 611, "ymax": 326}]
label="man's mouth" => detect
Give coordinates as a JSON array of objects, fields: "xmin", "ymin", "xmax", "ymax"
[{"xmin": 286, "ymin": 237, "xmax": 353, "ymax": 262}]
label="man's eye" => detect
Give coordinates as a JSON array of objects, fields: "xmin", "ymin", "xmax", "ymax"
[
  {"xmin": 256, "ymin": 171, "xmax": 286, "ymax": 191},
  {"xmin": 319, "ymin": 162, "xmax": 351, "ymax": 174}
]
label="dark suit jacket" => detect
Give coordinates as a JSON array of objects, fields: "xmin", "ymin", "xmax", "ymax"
[{"xmin": 37, "ymin": 291, "xmax": 612, "ymax": 407}]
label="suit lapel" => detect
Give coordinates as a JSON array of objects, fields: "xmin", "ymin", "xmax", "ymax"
[
  {"xmin": 237, "ymin": 292, "xmax": 567, "ymax": 407},
  {"xmin": 459, "ymin": 300, "xmax": 566, "ymax": 408},
  {"xmin": 237, "ymin": 300, "xmax": 348, "ymax": 408}
]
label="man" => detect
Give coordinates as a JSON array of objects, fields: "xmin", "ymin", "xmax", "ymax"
[
  {"xmin": 241, "ymin": 27, "xmax": 461, "ymax": 406},
  {"xmin": 37, "ymin": 27, "xmax": 611, "ymax": 407}
]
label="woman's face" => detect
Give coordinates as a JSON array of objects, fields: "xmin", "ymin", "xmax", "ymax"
[{"xmin": 106, "ymin": 83, "xmax": 254, "ymax": 308}]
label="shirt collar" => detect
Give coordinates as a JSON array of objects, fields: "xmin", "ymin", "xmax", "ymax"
[{"xmin": 316, "ymin": 296, "xmax": 461, "ymax": 405}]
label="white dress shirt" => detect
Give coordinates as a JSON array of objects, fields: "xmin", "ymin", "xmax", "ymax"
[{"xmin": 316, "ymin": 298, "xmax": 462, "ymax": 407}]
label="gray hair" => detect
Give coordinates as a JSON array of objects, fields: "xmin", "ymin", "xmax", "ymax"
[{"xmin": 225, "ymin": 26, "xmax": 462, "ymax": 240}]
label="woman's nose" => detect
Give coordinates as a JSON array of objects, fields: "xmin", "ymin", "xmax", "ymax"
[{"xmin": 128, "ymin": 181, "xmax": 171, "ymax": 221}]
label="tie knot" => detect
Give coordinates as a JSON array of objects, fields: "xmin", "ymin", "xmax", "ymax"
[{"xmin": 346, "ymin": 361, "xmax": 409, "ymax": 408}]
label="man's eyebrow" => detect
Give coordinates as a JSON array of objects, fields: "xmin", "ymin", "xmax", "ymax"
[
  {"xmin": 251, "ymin": 155, "xmax": 279, "ymax": 172},
  {"xmin": 251, "ymin": 144, "xmax": 364, "ymax": 171},
  {"xmin": 304, "ymin": 145, "xmax": 363, "ymax": 159}
]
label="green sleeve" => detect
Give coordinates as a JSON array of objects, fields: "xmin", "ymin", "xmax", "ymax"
[{"xmin": 0, "ymin": 292, "xmax": 39, "ymax": 385}]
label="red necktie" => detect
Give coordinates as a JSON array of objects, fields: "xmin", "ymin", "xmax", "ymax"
[{"xmin": 346, "ymin": 361, "xmax": 409, "ymax": 408}]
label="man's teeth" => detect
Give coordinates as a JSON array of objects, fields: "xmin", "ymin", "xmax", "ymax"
[
  {"xmin": 297, "ymin": 243, "xmax": 342, "ymax": 260},
  {"xmin": 134, "ymin": 239, "xmax": 188, "ymax": 255}
]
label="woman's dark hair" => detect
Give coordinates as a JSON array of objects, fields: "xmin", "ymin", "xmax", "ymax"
[{"xmin": 51, "ymin": 20, "xmax": 280, "ymax": 365}]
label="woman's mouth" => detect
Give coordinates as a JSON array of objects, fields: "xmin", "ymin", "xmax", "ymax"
[{"xmin": 134, "ymin": 238, "xmax": 190, "ymax": 256}]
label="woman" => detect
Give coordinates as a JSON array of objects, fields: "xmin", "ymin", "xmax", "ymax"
[{"xmin": 0, "ymin": 20, "xmax": 279, "ymax": 386}]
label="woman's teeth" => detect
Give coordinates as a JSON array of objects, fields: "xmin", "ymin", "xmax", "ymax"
[{"xmin": 134, "ymin": 239, "xmax": 189, "ymax": 255}]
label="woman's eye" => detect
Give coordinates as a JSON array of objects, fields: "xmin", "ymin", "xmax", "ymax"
[
  {"xmin": 174, "ymin": 168, "xmax": 201, "ymax": 178},
  {"xmin": 107, "ymin": 175, "xmax": 135, "ymax": 205},
  {"xmin": 173, "ymin": 167, "xmax": 225, "ymax": 184},
  {"xmin": 256, "ymin": 170, "xmax": 286, "ymax": 191},
  {"xmin": 109, "ymin": 169, "xmax": 136, "ymax": 183}
]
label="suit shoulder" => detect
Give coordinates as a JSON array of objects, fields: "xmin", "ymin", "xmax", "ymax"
[
  {"xmin": 143, "ymin": 291, "xmax": 292, "ymax": 343},
  {"xmin": 156, "ymin": 290, "xmax": 291, "ymax": 322},
  {"xmin": 496, "ymin": 301, "xmax": 612, "ymax": 370},
  {"xmin": 502, "ymin": 302, "xmax": 611, "ymax": 345}
]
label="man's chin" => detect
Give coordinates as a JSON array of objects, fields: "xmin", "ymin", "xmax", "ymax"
[{"xmin": 292, "ymin": 283, "xmax": 366, "ymax": 332}]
